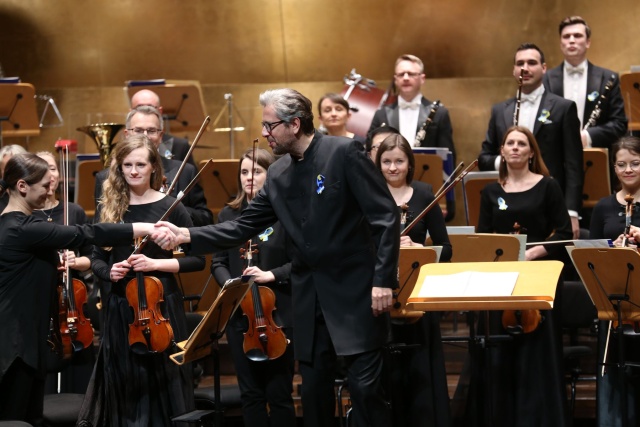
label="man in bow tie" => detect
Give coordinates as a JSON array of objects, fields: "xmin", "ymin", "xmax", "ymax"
[
  {"xmin": 478, "ymin": 43, "xmax": 583, "ymax": 238},
  {"xmin": 367, "ymin": 54, "xmax": 456, "ymax": 164},
  {"xmin": 543, "ymin": 16, "xmax": 627, "ymax": 149}
]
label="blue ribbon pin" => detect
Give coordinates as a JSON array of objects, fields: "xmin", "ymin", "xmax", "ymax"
[
  {"xmin": 259, "ymin": 227, "xmax": 274, "ymax": 242},
  {"xmin": 316, "ymin": 174, "xmax": 325, "ymax": 194},
  {"xmin": 498, "ymin": 197, "xmax": 508, "ymax": 211}
]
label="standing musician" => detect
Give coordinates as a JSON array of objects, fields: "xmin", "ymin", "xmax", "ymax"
[
  {"xmin": 34, "ymin": 151, "xmax": 95, "ymax": 394},
  {"xmin": 317, "ymin": 93, "xmax": 366, "ymax": 145},
  {"xmin": 475, "ymin": 126, "xmax": 572, "ymax": 427},
  {"xmin": 0, "ymin": 144, "xmax": 27, "ymax": 213},
  {"xmin": 368, "ymin": 54, "xmax": 456, "ymax": 164},
  {"xmin": 94, "ymin": 105, "xmax": 213, "ymax": 227},
  {"xmin": 590, "ymin": 135, "xmax": 640, "ymax": 427},
  {"xmin": 154, "ymin": 88, "xmax": 400, "ymax": 427},
  {"xmin": 543, "ymin": 16, "xmax": 627, "ymax": 150},
  {"xmin": 78, "ymin": 135, "xmax": 205, "ymax": 426},
  {"xmin": 478, "ymin": 43, "xmax": 584, "ymax": 240},
  {"xmin": 211, "ymin": 147, "xmax": 296, "ymax": 427},
  {"xmin": 374, "ymin": 133, "xmax": 452, "ymax": 427},
  {"xmin": 0, "ymin": 153, "xmax": 171, "ymax": 425}
]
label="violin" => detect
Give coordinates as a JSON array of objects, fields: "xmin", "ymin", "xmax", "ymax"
[
  {"xmin": 126, "ymin": 237, "xmax": 174, "ymax": 354},
  {"xmin": 501, "ymin": 221, "xmax": 544, "ymax": 335},
  {"xmin": 239, "ymin": 238, "xmax": 288, "ymax": 361}
]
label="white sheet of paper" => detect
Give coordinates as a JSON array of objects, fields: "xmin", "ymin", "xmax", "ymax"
[{"xmin": 418, "ymin": 271, "xmax": 519, "ymax": 298}]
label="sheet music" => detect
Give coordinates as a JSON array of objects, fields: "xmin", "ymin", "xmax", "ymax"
[
  {"xmin": 514, "ymin": 234, "xmax": 527, "ymax": 260},
  {"xmin": 573, "ymin": 239, "xmax": 613, "ymax": 248},
  {"xmin": 418, "ymin": 271, "xmax": 519, "ymax": 298}
]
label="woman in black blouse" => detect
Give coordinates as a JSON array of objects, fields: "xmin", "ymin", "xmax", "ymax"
[
  {"xmin": 375, "ymin": 133, "xmax": 451, "ymax": 427},
  {"xmin": 0, "ymin": 153, "xmax": 168, "ymax": 424},
  {"xmin": 78, "ymin": 134, "xmax": 205, "ymax": 426}
]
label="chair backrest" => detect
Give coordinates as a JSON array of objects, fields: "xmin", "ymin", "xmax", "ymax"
[
  {"xmin": 462, "ymin": 171, "xmax": 499, "ymax": 227},
  {"xmin": 620, "ymin": 72, "xmax": 640, "ymax": 134},
  {"xmin": 562, "ymin": 280, "xmax": 597, "ymax": 329},
  {"xmin": 75, "ymin": 159, "xmax": 103, "ymax": 219},
  {"xmin": 582, "ymin": 148, "xmax": 611, "ymax": 209},
  {"xmin": 198, "ymin": 159, "xmax": 239, "ymax": 219}
]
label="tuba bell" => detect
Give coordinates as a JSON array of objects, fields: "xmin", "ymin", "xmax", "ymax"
[{"xmin": 76, "ymin": 123, "xmax": 124, "ymax": 167}]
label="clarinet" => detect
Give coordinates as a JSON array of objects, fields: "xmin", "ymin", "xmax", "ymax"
[
  {"xmin": 513, "ymin": 68, "xmax": 525, "ymax": 126},
  {"xmin": 414, "ymin": 100, "xmax": 441, "ymax": 146},
  {"xmin": 583, "ymin": 74, "xmax": 616, "ymax": 131}
]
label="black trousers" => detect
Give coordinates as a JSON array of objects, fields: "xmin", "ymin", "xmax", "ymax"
[
  {"xmin": 0, "ymin": 358, "xmax": 44, "ymax": 426},
  {"xmin": 298, "ymin": 321, "xmax": 391, "ymax": 427}
]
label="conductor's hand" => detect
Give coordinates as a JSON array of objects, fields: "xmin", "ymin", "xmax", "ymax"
[
  {"xmin": 372, "ymin": 287, "xmax": 392, "ymax": 317},
  {"xmin": 152, "ymin": 222, "xmax": 179, "ymax": 250}
]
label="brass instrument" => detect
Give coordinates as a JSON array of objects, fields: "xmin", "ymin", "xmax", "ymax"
[
  {"xmin": 513, "ymin": 68, "xmax": 525, "ymax": 126},
  {"xmin": 414, "ymin": 100, "xmax": 440, "ymax": 146},
  {"xmin": 77, "ymin": 123, "xmax": 125, "ymax": 167},
  {"xmin": 584, "ymin": 74, "xmax": 616, "ymax": 131}
]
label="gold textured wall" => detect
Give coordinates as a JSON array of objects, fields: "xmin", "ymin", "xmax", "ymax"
[{"xmin": 1, "ymin": 0, "xmax": 639, "ymax": 227}]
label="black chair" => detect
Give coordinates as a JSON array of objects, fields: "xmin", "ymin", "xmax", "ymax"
[
  {"xmin": 561, "ymin": 280, "xmax": 598, "ymax": 421},
  {"xmin": 0, "ymin": 422, "xmax": 34, "ymax": 427}
]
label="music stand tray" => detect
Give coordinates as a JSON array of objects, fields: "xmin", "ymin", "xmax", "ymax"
[
  {"xmin": 0, "ymin": 82, "xmax": 40, "ymax": 142},
  {"xmin": 406, "ymin": 260, "xmax": 562, "ymax": 312},
  {"xmin": 199, "ymin": 159, "xmax": 239, "ymax": 217},
  {"xmin": 126, "ymin": 80, "xmax": 207, "ymax": 133},
  {"xmin": 391, "ymin": 247, "xmax": 438, "ymax": 319}
]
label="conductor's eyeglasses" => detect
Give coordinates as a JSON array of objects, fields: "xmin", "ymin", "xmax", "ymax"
[
  {"xmin": 261, "ymin": 120, "xmax": 285, "ymax": 133},
  {"xmin": 394, "ymin": 72, "xmax": 421, "ymax": 78},
  {"xmin": 128, "ymin": 127, "xmax": 161, "ymax": 136},
  {"xmin": 615, "ymin": 161, "xmax": 640, "ymax": 171}
]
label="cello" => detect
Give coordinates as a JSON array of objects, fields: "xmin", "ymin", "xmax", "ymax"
[{"xmin": 238, "ymin": 139, "xmax": 288, "ymax": 361}]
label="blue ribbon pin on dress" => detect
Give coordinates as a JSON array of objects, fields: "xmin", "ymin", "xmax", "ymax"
[
  {"xmin": 498, "ymin": 196, "xmax": 508, "ymax": 210},
  {"xmin": 258, "ymin": 227, "xmax": 274, "ymax": 242},
  {"xmin": 316, "ymin": 174, "xmax": 325, "ymax": 194}
]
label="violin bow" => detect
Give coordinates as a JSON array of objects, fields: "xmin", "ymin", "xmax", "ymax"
[{"xmin": 165, "ymin": 115, "xmax": 211, "ymax": 196}]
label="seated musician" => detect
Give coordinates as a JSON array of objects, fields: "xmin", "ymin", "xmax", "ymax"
[
  {"xmin": 589, "ymin": 135, "xmax": 640, "ymax": 427},
  {"xmin": 317, "ymin": 93, "xmax": 365, "ymax": 145},
  {"xmin": 366, "ymin": 124, "xmax": 399, "ymax": 162},
  {"xmin": 374, "ymin": 133, "xmax": 452, "ymax": 426},
  {"xmin": 78, "ymin": 134, "xmax": 205, "ymax": 426},
  {"xmin": 94, "ymin": 105, "xmax": 213, "ymax": 226},
  {"xmin": 211, "ymin": 147, "xmax": 296, "ymax": 427},
  {"xmin": 368, "ymin": 54, "xmax": 456, "ymax": 164},
  {"xmin": 475, "ymin": 126, "xmax": 572, "ymax": 427}
]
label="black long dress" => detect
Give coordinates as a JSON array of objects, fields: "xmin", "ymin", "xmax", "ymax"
[
  {"xmin": 211, "ymin": 201, "xmax": 296, "ymax": 427},
  {"xmin": 78, "ymin": 197, "xmax": 205, "ymax": 427},
  {"xmin": 590, "ymin": 194, "xmax": 640, "ymax": 427},
  {"xmin": 386, "ymin": 180, "xmax": 452, "ymax": 427},
  {"xmin": 0, "ymin": 212, "xmax": 134, "ymax": 425},
  {"xmin": 472, "ymin": 176, "xmax": 573, "ymax": 427}
]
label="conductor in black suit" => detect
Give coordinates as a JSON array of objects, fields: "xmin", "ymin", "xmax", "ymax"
[
  {"xmin": 478, "ymin": 43, "xmax": 583, "ymax": 239},
  {"xmin": 95, "ymin": 106, "xmax": 213, "ymax": 226},
  {"xmin": 156, "ymin": 88, "xmax": 399, "ymax": 427},
  {"xmin": 368, "ymin": 54, "xmax": 456, "ymax": 164},
  {"xmin": 130, "ymin": 89, "xmax": 197, "ymax": 167},
  {"xmin": 543, "ymin": 16, "xmax": 627, "ymax": 149}
]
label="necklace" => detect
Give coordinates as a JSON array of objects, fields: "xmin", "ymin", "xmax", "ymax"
[{"xmin": 41, "ymin": 207, "xmax": 55, "ymax": 222}]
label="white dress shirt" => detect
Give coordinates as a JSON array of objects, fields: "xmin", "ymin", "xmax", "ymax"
[{"xmin": 398, "ymin": 94, "xmax": 422, "ymax": 146}]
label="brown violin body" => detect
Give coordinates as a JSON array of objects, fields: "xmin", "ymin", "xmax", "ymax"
[
  {"xmin": 240, "ymin": 284, "xmax": 288, "ymax": 361},
  {"xmin": 65, "ymin": 278, "xmax": 94, "ymax": 350},
  {"xmin": 126, "ymin": 273, "xmax": 174, "ymax": 354},
  {"xmin": 502, "ymin": 309, "xmax": 543, "ymax": 335},
  {"xmin": 55, "ymin": 283, "xmax": 73, "ymax": 359}
]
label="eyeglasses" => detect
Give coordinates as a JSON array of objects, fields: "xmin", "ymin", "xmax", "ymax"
[
  {"xmin": 128, "ymin": 127, "xmax": 161, "ymax": 136},
  {"xmin": 615, "ymin": 161, "xmax": 640, "ymax": 171},
  {"xmin": 261, "ymin": 120, "xmax": 285, "ymax": 133},
  {"xmin": 394, "ymin": 71, "xmax": 422, "ymax": 79}
]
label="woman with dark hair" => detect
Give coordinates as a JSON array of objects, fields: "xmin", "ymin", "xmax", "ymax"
[
  {"xmin": 590, "ymin": 135, "xmax": 640, "ymax": 427},
  {"xmin": 211, "ymin": 147, "xmax": 295, "ymax": 427},
  {"xmin": 475, "ymin": 125, "xmax": 572, "ymax": 427},
  {"xmin": 317, "ymin": 93, "xmax": 366, "ymax": 144},
  {"xmin": 0, "ymin": 153, "xmax": 169, "ymax": 424},
  {"xmin": 375, "ymin": 133, "xmax": 452, "ymax": 426},
  {"xmin": 78, "ymin": 134, "xmax": 205, "ymax": 426}
]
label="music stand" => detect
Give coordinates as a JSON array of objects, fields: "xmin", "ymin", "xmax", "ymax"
[
  {"xmin": 620, "ymin": 72, "xmax": 640, "ymax": 134},
  {"xmin": 0, "ymin": 82, "xmax": 40, "ymax": 145},
  {"xmin": 462, "ymin": 171, "xmax": 498, "ymax": 227},
  {"xmin": 75, "ymin": 158, "xmax": 103, "ymax": 218},
  {"xmin": 170, "ymin": 275, "xmax": 253, "ymax": 426},
  {"xmin": 583, "ymin": 148, "xmax": 611, "ymax": 208},
  {"xmin": 198, "ymin": 159, "xmax": 239, "ymax": 218},
  {"xmin": 391, "ymin": 247, "xmax": 438, "ymax": 320},
  {"xmin": 126, "ymin": 80, "xmax": 207, "ymax": 134},
  {"xmin": 569, "ymin": 247, "xmax": 640, "ymax": 427}
]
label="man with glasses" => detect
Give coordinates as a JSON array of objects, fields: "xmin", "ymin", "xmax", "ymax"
[
  {"xmin": 95, "ymin": 105, "xmax": 213, "ymax": 226},
  {"xmin": 368, "ymin": 54, "xmax": 456, "ymax": 164},
  {"xmin": 156, "ymin": 88, "xmax": 399, "ymax": 427},
  {"xmin": 130, "ymin": 89, "xmax": 197, "ymax": 167}
]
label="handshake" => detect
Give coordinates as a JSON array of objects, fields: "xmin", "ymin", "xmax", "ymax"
[{"xmin": 148, "ymin": 221, "xmax": 188, "ymax": 250}]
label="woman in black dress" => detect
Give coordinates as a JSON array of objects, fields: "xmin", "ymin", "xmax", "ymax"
[
  {"xmin": 475, "ymin": 125, "xmax": 572, "ymax": 427},
  {"xmin": 211, "ymin": 147, "xmax": 296, "ymax": 427},
  {"xmin": 375, "ymin": 133, "xmax": 452, "ymax": 427},
  {"xmin": 317, "ymin": 93, "xmax": 366, "ymax": 145},
  {"xmin": 78, "ymin": 134, "xmax": 205, "ymax": 426},
  {"xmin": 0, "ymin": 153, "xmax": 167, "ymax": 425},
  {"xmin": 590, "ymin": 135, "xmax": 640, "ymax": 427}
]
